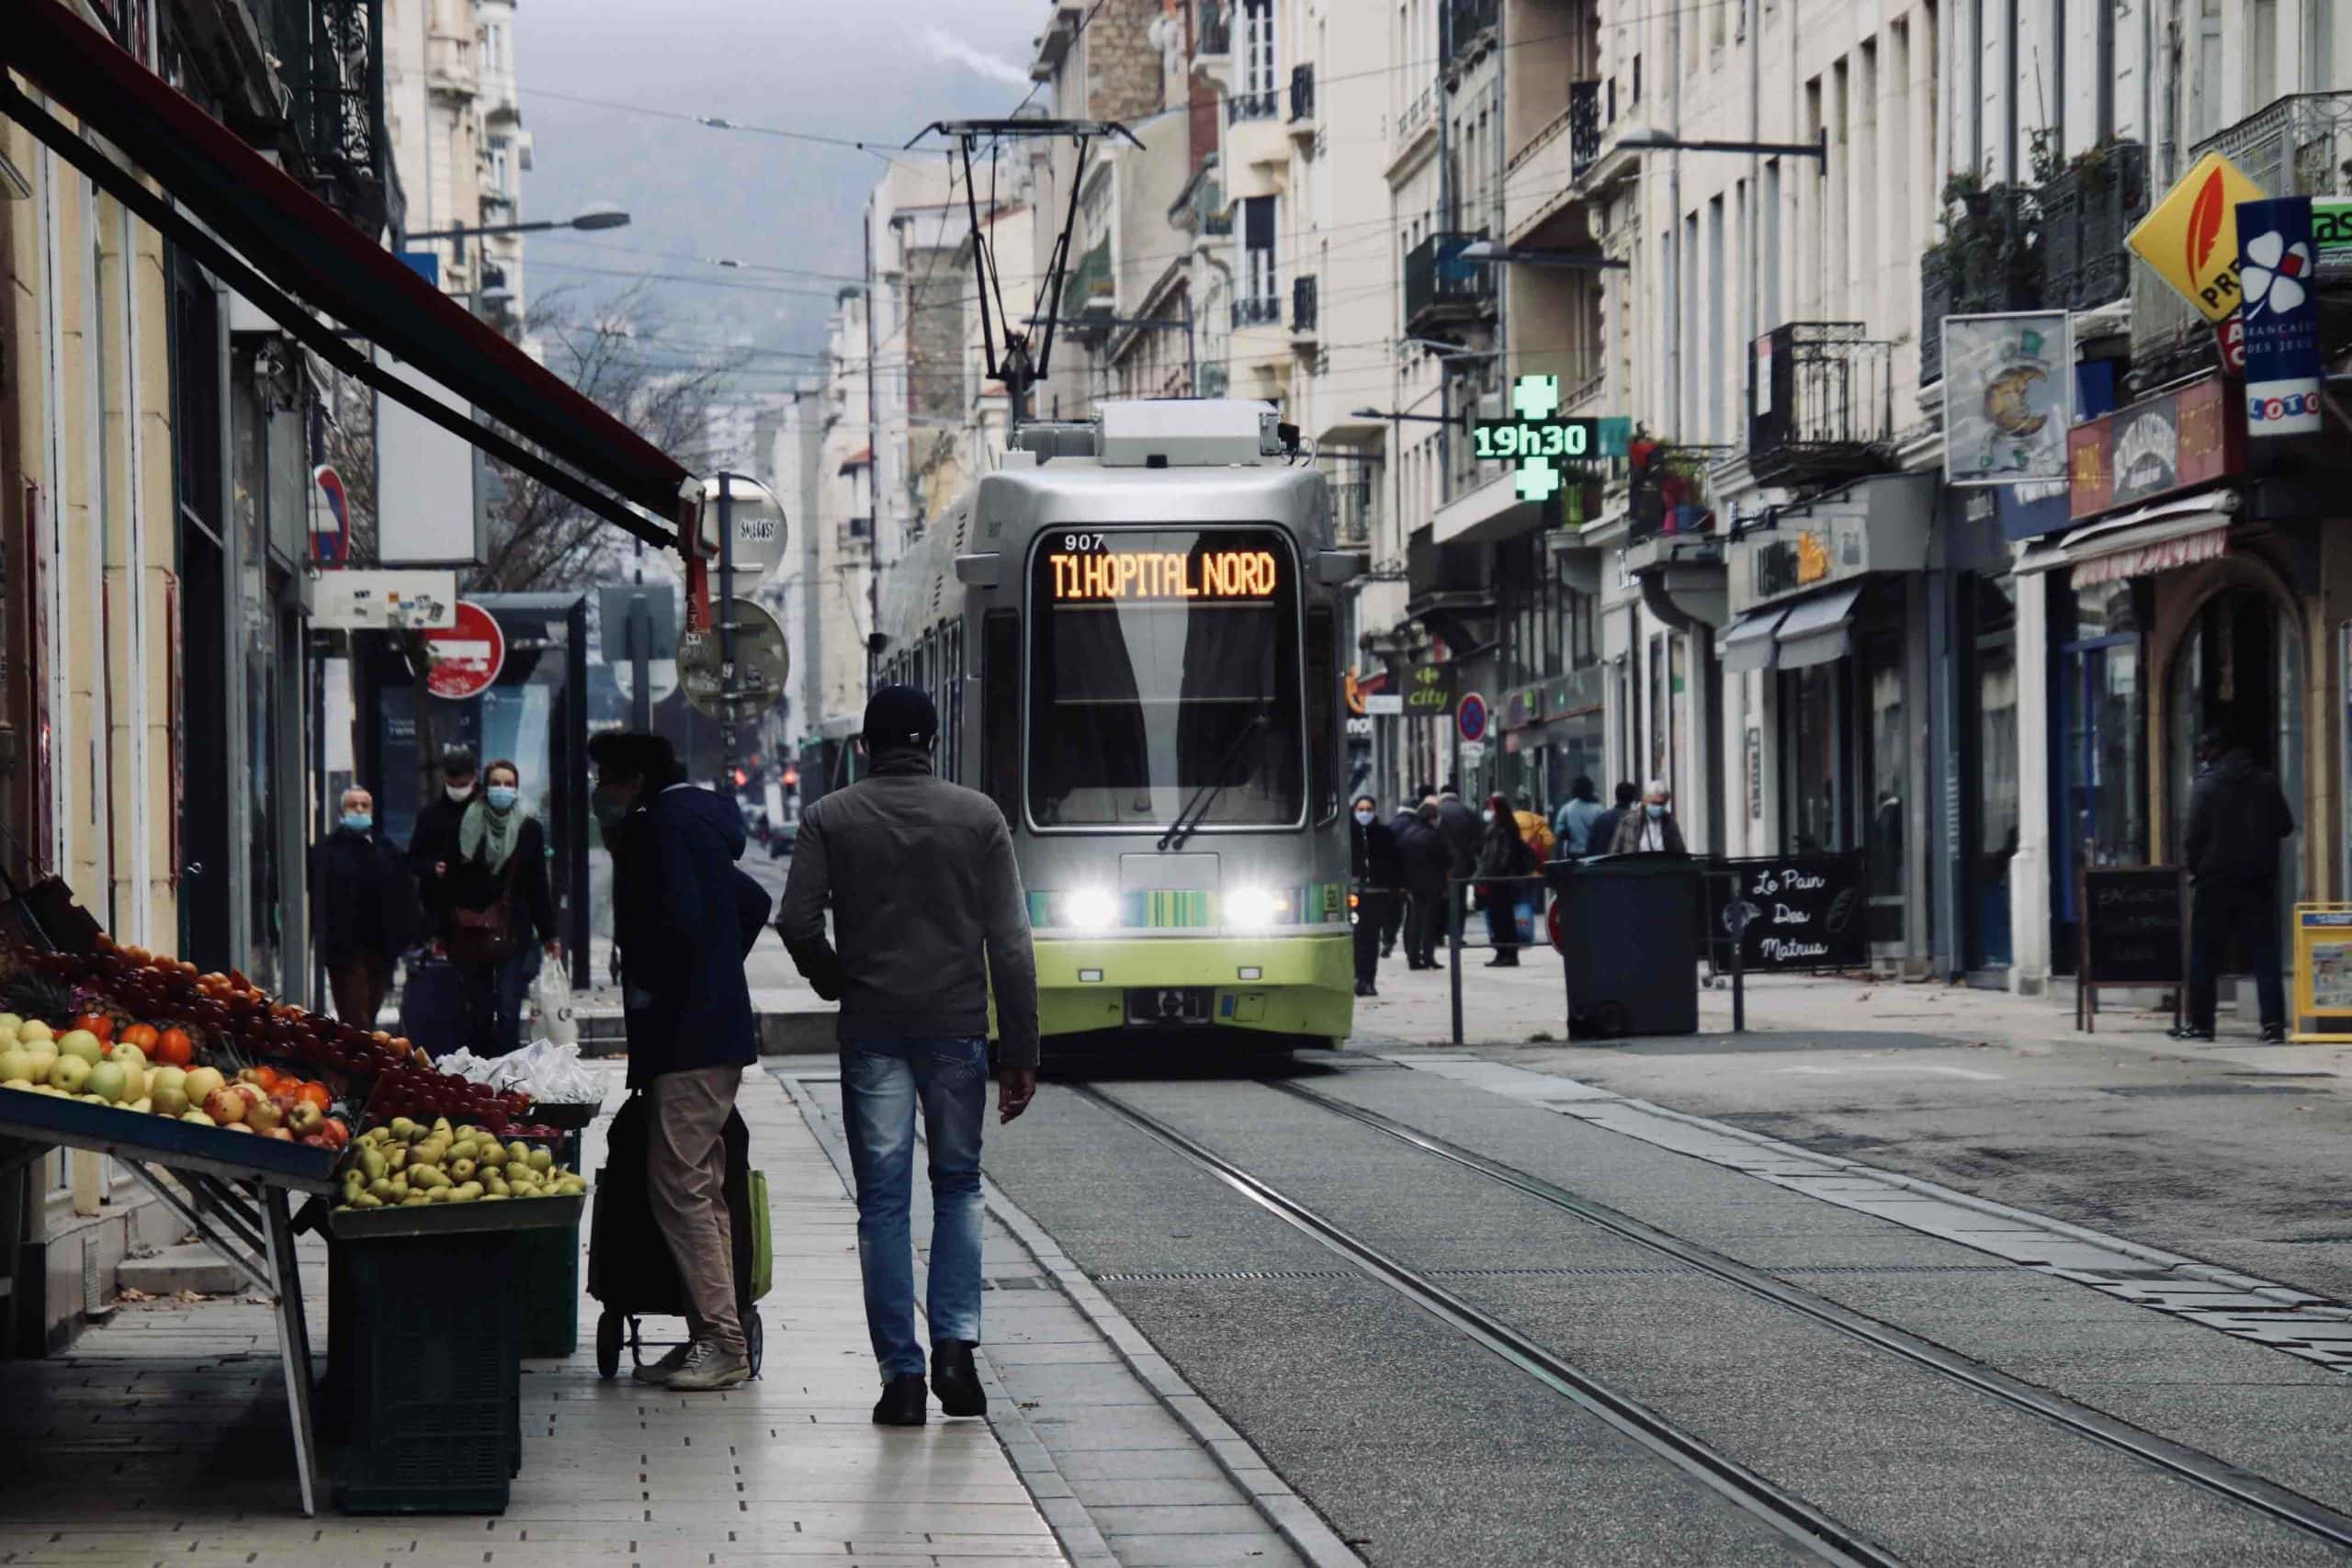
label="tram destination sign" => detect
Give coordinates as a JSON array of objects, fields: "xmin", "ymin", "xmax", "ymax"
[
  {"xmin": 1048, "ymin": 546, "xmax": 1281, "ymax": 602},
  {"xmin": 1706, "ymin": 853, "xmax": 1868, "ymax": 973}
]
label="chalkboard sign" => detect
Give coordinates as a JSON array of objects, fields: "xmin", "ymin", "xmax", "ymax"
[
  {"xmin": 1706, "ymin": 853, "xmax": 1870, "ymax": 973},
  {"xmin": 2075, "ymin": 864, "xmax": 2186, "ymax": 1032}
]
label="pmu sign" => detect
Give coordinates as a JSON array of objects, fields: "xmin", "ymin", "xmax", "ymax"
[{"xmin": 2127, "ymin": 151, "xmax": 2265, "ymax": 321}]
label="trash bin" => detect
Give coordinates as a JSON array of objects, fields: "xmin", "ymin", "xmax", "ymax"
[{"xmin": 1546, "ymin": 855, "xmax": 1702, "ymax": 1038}]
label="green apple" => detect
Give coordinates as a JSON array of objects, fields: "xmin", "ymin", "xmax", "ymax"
[
  {"xmin": 56, "ymin": 1030, "xmax": 103, "ymax": 1066},
  {"xmin": 17, "ymin": 1019, "xmax": 53, "ymax": 1043},
  {"xmin": 84, "ymin": 1062, "xmax": 128, "ymax": 1103},
  {"xmin": 181, "ymin": 1066, "xmax": 225, "ymax": 1105},
  {"xmin": 1, "ymin": 1078, "xmax": 31, "ymax": 1092},
  {"xmin": 180, "ymin": 1110, "xmax": 216, "ymax": 1126},
  {"xmin": 48, "ymin": 1055, "xmax": 91, "ymax": 1095},
  {"xmin": 109, "ymin": 1043, "xmax": 147, "ymax": 1076},
  {"xmin": 0, "ymin": 1049, "xmax": 31, "ymax": 1085}
]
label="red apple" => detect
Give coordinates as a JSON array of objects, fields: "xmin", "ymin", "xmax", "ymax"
[
  {"xmin": 203, "ymin": 1086, "xmax": 248, "ymax": 1124},
  {"xmin": 243, "ymin": 1096, "xmax": 285, "ymax": 1134}
]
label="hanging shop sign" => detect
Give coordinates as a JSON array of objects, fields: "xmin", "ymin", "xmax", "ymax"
[
  {"xmin": 2233, "ymin": 196, "xmax": 2324, "ymax": 438},
  {"xmin": 1471, "ymin": 375, "xmax": 1631, "ymax": 503},
  {"xmin": 2066, "ymin": 375, "xmax": 2244, "ymax": 522},
  {"xmin": 2127, "ymin": 150, "xmax": 2267, "ymax": 321},
  {"xmin": 1730, "ymin": 475, "xmax": 1934, "ymax": 614},
  {"xmin": 1402, "ymin": 662, "xmax": 1456, "ymax": 715},
  {"xmin": 421, "ymin": 600, "xmax": 505, "ymax": 701},
  {"xmin": 310, "ymin": 464, "xmax": 351, "ymax": 567},
  {"xmin": 311, "ymin": 570, "xmax": 458, "ymax": 631},
  {"xmin": 1941, "ymin": 311, "xmax": 2074, "ymax": 485}
]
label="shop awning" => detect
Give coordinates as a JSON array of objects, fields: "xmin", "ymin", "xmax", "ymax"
[
  {"xmin": 1773, "ymin": 582, "xmax": 1866, "ymax": 671},
  {"xmin": 0, "ymin": 2, "xmax": 689, "ymax": 547},
  {"xmin": 2011, "ymin": 492, "xmax": 2236, "ymax": 588},
  {"xmin": 1716, "ymin": 608, "xmax": 1787, "ymax": 672}
]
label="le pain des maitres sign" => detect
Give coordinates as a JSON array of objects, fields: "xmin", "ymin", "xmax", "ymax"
[{"xmin": 2066, "ymin": 375, "xmax": 2246, "ymax": 523}]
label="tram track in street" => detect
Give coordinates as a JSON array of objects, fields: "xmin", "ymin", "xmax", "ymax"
[
  {"xmin": 1069, "ymin": 1077, "xmax": 2352, "ymax": 1562},
  {"xmin": 1069, "ymin": 1082, "xmax": 1908, "ymax": 1568}
]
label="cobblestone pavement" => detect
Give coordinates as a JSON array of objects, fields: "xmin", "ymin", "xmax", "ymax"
[{"xmin": 0, "ymin": 1066, "xmax": 1067, "ymax": 1568}]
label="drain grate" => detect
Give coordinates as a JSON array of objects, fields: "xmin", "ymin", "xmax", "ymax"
[{"xmin": 1094, "ymin": 1269, "xmax": 1358, "ymax": 1284}]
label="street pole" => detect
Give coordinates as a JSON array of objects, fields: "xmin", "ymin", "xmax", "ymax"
[
  {"xmin": 628, "ymin": 537, "xmax": 650, "ymax": 733},
  {"xmin": 718, "ymin": 471, "xmax": 738, "ymax": 787}
]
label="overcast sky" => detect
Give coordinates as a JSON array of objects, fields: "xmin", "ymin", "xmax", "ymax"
[{"xmin": 515, "ymin": 0, "xmax": 1046, "ymax": 389}]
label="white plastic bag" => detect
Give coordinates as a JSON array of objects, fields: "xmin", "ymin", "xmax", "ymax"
[{"xmin": 532, "ymin": 964, "xmax": 579, "ymax": 1047}]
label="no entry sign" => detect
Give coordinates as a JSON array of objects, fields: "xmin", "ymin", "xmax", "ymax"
[{"xmin": 422, "ymin": 601, "xmax": 505, "ymax": 701}]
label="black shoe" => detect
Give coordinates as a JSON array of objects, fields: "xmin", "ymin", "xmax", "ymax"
[
  {"xmin": 2166, "ymin": 1024, "xmax": 2215, "ymax": 1042},
  {"xmin": 1484, "ymin": 955, "xmax": 1519, "ymax": 968},
  {"xmin": 2261, "ymin": 1024, "xmax": 2288, "ymax": 1043},
  {"xmin": 873, "ymin": 1373, "xmax": 928, "ymax": 1426},
  {"xmin": 1353, "ymin": 979, "xmax": 1375, "ymax": 998},
  {"xmin": 931, "ymin": 1340, "xmax": 987, "ymax": 1417},
  {"xmin": 1380, "ymin": 944, "xmax": 1395, "ymax": 958}
]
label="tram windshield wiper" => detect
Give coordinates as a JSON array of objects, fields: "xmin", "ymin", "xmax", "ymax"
[{"xmin": 1157, "ymin": 711, "xmax": 1271, "ymax": 852}]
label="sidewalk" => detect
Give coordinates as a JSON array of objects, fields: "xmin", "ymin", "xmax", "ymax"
[
  {"xmin": 0, "ymin": 1066, "xmax": 1065, "ymax": 1568},
  {"xmin": 1351, "ymin": 943, "xmax": 2352, "ymax": 1081}
]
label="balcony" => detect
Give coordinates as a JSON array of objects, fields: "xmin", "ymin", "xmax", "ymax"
[
  {"xmin": 1504, "ymin": 82, "xmax": 1607, "ymax": 247},
  {"xmin": 424, "ymin": 29, "xmax": 476, "ymax": 98},
  {"xmin": 1391, "ymin": 85, "xmax": 1439, "ymax": 172},
  {"xmin": 1747, "ymin": 323, "xmax": 1896, "ymax": 491},
  {"xmin": 1442, "ymin": 0, "xmax": 1498, "ymax": 73},
  {"xmin": 1060, "ymin": 237, "xmax": 1114, "ymax": 340},
  {"xmin": 2040, "ymin": 141, "xmax": 2150, "ymax": 311},
  {"xmin": 1194, "ymin": 0, "xmax": 1230, "ymax": 57},
  {"xmin": 1404, "ymin": 231, "xmax": 1496, "ymax": 333},
  {"xmin": 1228, "ymin": 88, "xmax": 1279, "ymax": 124},
  {"xmin": 1917, "ymin": 186, "xmax": 2038, "ymax": 385},
  {"xmin": 1232, "ymin": 293, "xmax": 1282, "ymax": 329},
  {"xmin": 1289, "ymin": 64, "xmax": 1316, "ymax": 129},
  {"xmin": 1569, "ymin": 80, "xmax": 1603, "ymax": 180},
  {"xmin": 1407, "ymin": 525, "xmax": 1497, "ymax": 617},
  {"xmin": 273, "ymin": 0, "xmax": 389, "ymax": 233},
  {"xmin": 1171, "ymin": 164, "xmax": 1231, "ymax": 237},
  {"xmin": 1291, "ymin": 274, "xmax": 1318, "ymax": 336},
  {"xmin": 1626, "ymin": 445, "xmax": 1731, "ymax": 548}
]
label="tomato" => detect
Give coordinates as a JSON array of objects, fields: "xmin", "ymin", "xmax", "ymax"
[
  {"xmin": 120, "ymin": 1022, "xmax": 159, "ymax": 1050},
  {"xmin": 295, "ymin": 1081, "xmax": 332, "ymax": 1111},
  {"xmin": 72, "ymin": 1013, "xmax": 115, "ymax": 1043},
  {"xmin": 152, "ymin": 1028, "xmax": 195, "ymax": 1067}
]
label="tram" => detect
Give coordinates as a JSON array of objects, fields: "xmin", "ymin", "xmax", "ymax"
[{"xmin": 876, "ymin": 400, "xmax": 1360, "ymax": 1053}]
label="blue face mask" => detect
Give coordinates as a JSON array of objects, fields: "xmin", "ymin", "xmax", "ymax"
[
  {"xmin": 1645, "ymin": 803, "xmax": 1667, "ymax": 819},
  {"xmin": 486, "ymin": 785, "xmax": 519, "ymax": 812},
  {"xmin": 341, "ymin": 811, "xmax": 373, "ymax": 833}
]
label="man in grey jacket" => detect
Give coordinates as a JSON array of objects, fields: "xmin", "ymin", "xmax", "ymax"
[{"xmin": 776, "ymin": 685, "xmax": 1039, "ymax": 1427}]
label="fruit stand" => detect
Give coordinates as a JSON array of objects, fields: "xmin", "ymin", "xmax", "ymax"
[{"xmin": 0, "ymin": 914, "xmax": 592, "ymax": 1517}]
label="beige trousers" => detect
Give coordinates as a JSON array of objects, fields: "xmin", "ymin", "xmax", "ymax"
[{"xmin": 645, "ymin": 1065, "xmax": 746, "ymax": 1356}]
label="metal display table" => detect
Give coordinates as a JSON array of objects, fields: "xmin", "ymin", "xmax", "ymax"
[{"xmin": 0, "ymin": 1091, "xmax": 338, "ymax": 1515}]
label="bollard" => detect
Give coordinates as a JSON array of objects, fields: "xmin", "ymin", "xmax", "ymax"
[{"xmin": 1449, "ymin": 880, "xmax": 1464, "ymax": 1047}]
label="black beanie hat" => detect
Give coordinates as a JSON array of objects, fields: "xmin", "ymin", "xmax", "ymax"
[{"xmin": 863, "ymin": 684, "xmax": 937, "ymax": 750}]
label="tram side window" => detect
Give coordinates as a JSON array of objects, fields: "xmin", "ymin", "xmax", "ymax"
[
  {"xmin": 1306, "ymin": 605, "xmax": 1338, "ymax": 825},
  {"xmin": 983, "ymin": 610, "xmax": 1021, "ymax": 822}
]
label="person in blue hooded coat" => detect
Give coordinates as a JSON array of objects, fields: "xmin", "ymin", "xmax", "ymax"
[{"xmin": 591, "ymin": 730, "xmax": 769, "ymax": 1393}]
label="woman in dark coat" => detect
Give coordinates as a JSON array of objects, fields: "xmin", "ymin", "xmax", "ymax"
[
  {"xmin": 445, "ymin": 758, "xmax": 559, "ymax": 1055},
  {"xmin": 1393, "ymin": 798, "xmax": 1452, "ymax": 970},
  {"xmin": 1350, "ymin": 795, "xmax": 1405, "ymax": 998},
  {"xmin": 1475, "ymin": 792, "xmax": 1539, "ymax": 967}
]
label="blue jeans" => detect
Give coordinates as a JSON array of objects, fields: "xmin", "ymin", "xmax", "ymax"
[{"xmin": 842, "ymin": 1035, "xmax": 989, "ymax": 1379}]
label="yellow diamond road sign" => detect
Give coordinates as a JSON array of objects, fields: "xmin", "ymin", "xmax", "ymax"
[{"xmin": 2127, "ymin": 151, "xmax": 2267, "ymax": 321}]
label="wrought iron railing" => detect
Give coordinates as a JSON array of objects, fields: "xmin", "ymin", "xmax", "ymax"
[
  {"xmin": 2040, "ymin": 141, "xmax": 2150, "ymax": 311},
  {"xmin": 1232, "ymin": 295, "xmax": 1282, "ymax": 328},
  {"xmin": 1292, "ymin": 274, "xmax": 1318, "ymax": 333},
  {"xmin": 1917, "ymin": 185, "xmax": 2039, "ymax": 386},
  {"xmin": 1626, "ymin": 445, "xmax": 1733, "ymax": 547},
  {"xmin": 1568, "ymin": 80, "xmax": 1603, "ymax": 179},
  {"xmin": 1404, "ymin": 231, "xmax": 1495, "ymax": 327},
  {"xmin": 1228, "ymin": 89, "xmax": 1279, "ymax": 123},
  {"xmin": 1747, "ymin": 323, "xmax": 1895, "ymax": 488},
  {"xmin": 1290, "ymin": 64, "xmax": 1316, "ymax": 124}
]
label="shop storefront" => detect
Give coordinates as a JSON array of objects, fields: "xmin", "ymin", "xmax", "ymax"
[{"xmin": 1720, "ymin": 474, "xmax": 1936, "ymax": 963}]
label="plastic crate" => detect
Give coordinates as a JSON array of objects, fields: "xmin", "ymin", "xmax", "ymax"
[
  {"xmin": 336, "ymin": 1231, "xmax": 522, "ymax": 1515},
  {"xmin": 513, "ymin": 1222, "xmax": 582, "ymax": 1358}
]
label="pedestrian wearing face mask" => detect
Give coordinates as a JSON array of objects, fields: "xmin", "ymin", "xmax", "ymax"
[
  {"xmin": 409, "ymin": 744, "xmax": 480, "ymax": 946},
  {"xmin": 1475, "ymin": 793, "xmax": 1540, "ymax": 966},
  {"xmin": 1350, "ymin": 795, "xmax": 1403, "ymax": 998},
  {"xmin": 1611, "ymin": 779, "xmax": 1689, "ymax": 856},
  {"xmin": 309, "ymin": 786, "xmax": 411, "ymax": 1027},
  {"xmin": 445, "ymin": 759, "xmax": 560, "ymax": 1056}
]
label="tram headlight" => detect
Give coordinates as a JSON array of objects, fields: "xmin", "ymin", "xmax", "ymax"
[
  {"xmin": 1224, "ymin": 886, "xmax": 1289, "ymax": 930},
  {"xmin": 1065, "ymin": 888, "xmax": 1120, "ymax": 931}
]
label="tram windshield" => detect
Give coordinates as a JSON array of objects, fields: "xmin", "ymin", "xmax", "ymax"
[{"xmin": 1028, "ymin": 526, "xmax": 1304, "ymax": 829}]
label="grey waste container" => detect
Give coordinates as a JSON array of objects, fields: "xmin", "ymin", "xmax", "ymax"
[{"xmin": 1544, "ymin": 855, "xmax": 1702, "ymax": 1038}]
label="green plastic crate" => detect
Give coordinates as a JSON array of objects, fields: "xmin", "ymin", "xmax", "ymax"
[{"xmin": 514, "ymin": 1221, "xmax": 582, "ymax": 1359}]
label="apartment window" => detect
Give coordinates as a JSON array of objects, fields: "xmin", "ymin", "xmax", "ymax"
[
  {"xmin": 489, "ymin": 138, "xmax": 511, "ymax": 194},
  {"xmin": 1707, "ymin": 195, "xmax": 1724, "ymax": 442},
  {"xmin": 1243, "ymin": 0, "xmax": 1276, "ymax": 98},
  {"xmin": 1243, "ymin": 195, "xmax": 1276, "ymax": 305},
  {"xmin": 1632, "ymin": 53, "xmax": 1642, "ymax": 106}
]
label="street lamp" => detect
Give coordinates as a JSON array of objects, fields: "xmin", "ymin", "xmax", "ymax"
[
  {"xmin": 405, "ymin": 204, "xmax": 633, "ymax": 308},
  {"xmin": 1613, "ymin": 127, "xmax": 1827, "ymax": 161},
  {"xmin": 1353, "ymin": 407, "xmax": 1457, "ymax": 424},
  {"xmin": 1458, "ymin": 240, "xmax": 1629, "ymax": 269}
]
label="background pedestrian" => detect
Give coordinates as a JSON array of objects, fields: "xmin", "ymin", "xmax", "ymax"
[
  {"xmin": 1434, "ymin": 782, "xmax": 1481, "ymax": 882},
  {"xmin": 1552, "ymin": 776, "xmax": 1604, "ymax": 859},
  {"xmin": 1396, "ymin": 797, "xmax": 1450, "ymax": 969},
  {"xmin": 1476, "ymin": 793, "xmax": 1538, "ymax": 967},
  {"xmin": 1351, "ymin": 794, "xmax": 1403, "ymax": 998},
  {"xmin": 776, "ymin": 685, "xmax": 1039, "ymax": 1428},
  {"xmin": 408, "ymin": 744, "xmax": 479, "ymax": 943},
  {"xmin": 446, "ymin": 759, "xmax": 558, "ymax": 1056},
  {"xmin": 1589, "ymin": 781, "xmax": 1639, "ymax": 857},
  {"xmin": 593, "ymin": 730, "xmax": 766, "ymax": 1392},
  {"xmin": 1611, "ymin": 779, "xmax": 1688, "ymax": 856},
  {"xmin": 309, "ymin": 786, "xmax": 409, "ymax": 1027},
  {"xmin": 1513, "ymin": 795, "xmax": 1556, "ymax": 861},
  {"xmin": 2177, "ymin": 727, "xmax": 2295, "ymax": 1043}
]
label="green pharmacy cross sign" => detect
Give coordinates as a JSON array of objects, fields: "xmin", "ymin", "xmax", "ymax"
[{"xmin": 1471, "ymin": 376, "xmax": 1632, "ymax": 502}]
